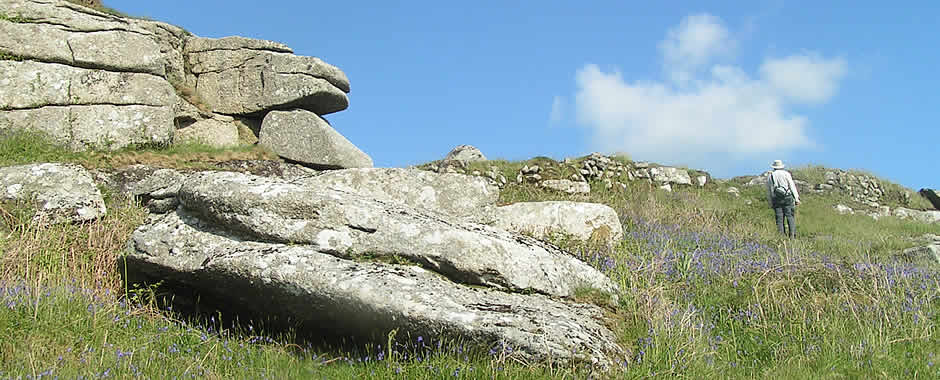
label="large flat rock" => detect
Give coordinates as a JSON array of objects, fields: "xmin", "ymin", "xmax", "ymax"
[
  {"xmin": 177, "ymin": 171, "xmax": 616, "ymax": 297},
  {"xmin": 494, "ymin": 201, "xmax": 624, "ymax": 247},
  {"xmin": 125, "ymin": 209, "xmax": 626, "ymax": 367},
  {"xmin": 259, "ymin": 109, "xmax": 372, "ymax": 169},
  {"xmin": 0, "ymin": 163, "xmax": 105, "ymax": 224},
  {"xmin": 298, "ymin": 168, "xmax": 498, "ymax": 221}
]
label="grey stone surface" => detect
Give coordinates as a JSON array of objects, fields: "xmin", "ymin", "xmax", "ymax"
[
  {"xmin": 892, "ymin": 207, "xmax": 940, "ymax": 224},
  {"xmin": 834, "ymin": 204, "xmax": 854, "ymax": 215},
  {"xmin": 90, "ymin": 164, "xmax": 184, "ymax": 213},
  {"xmin": 0, "ymin": 104, "xmax": 174, "ymax": 151},
  {"xmin": 649, "ymin": 167, "xmax": 692, "ymax": 185},
  {"xmin": 125, "ymin": 209, "xmax": 626, "ymax": 367},
  {"xmin": 0, "ymin": 163, "xmax": 105, "ymax": 224},
  {"xmin": 299, "ymin": 168, "xmax": 498, "ymax": 221},
  {"xmin": 69, "ymin": 104, "xmax": 175, "ymax": 150},
  {"xmin": 176, "ymin": 171, "xmax": 616, "ymax": 297},
  {"xmin": 443, "ymin": 145, "xmax": 486, "ymax": 163},
  {"xmin": 493, "ymin": 201, "xmax": 624, "ymax": 247},
  {"xmin": 212, "ymin": 160, "xmax": 320, "ymax": 181},
  {"xmin": 260, "ymin": 109, "xmax": 372, "ymax": 169},
  {"xmin": 183, "ymin": 36, "xmax": 293, "ymax": 54},
  {"xmin": 896, "ymin": 235, "xmax": 940, "ymax": 267},
  {"xmin": 695, "ymin": 175, "xmax": 707, "ymax": 187},
  {"xmin": 540, "ymin": 179, "xmax": 591, "ymax": 195},
  {"xmin": 746, "ymin": 172, "xmax": 771, "ymax": 186},
  {"xmin": 185, "ymin": 36, "xmax": 350, "ymax": 115},
  {"xmin": 0, "ymin": 0, "xmax": 166, "ymax": 76},
  {"xmin": 174, "ymin": 118, "xmax": 239, "ymax": 148},
  {"xmin": 0, "ymin": 61, "xmax": 176, "ymax": 108},
  {"xmin": 920, "ymin": 189, "xmax": 940, "ymax": 211}
]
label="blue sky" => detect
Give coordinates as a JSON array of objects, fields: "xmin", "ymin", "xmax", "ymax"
[{"xmin": 109, "ymin": 0, "xmax": 938, "ymax": 190}]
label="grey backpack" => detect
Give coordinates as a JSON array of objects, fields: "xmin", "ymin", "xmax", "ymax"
[{"xmin": 770, "ymin": 174, "xmax": 792, "ymax": 201}]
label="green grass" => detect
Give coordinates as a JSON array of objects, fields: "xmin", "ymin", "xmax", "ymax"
[
  {"xmin": 63, "ymin": 0, "xmax": 130, "ymax": 18},
  {"xmin": 0, "ymin": 50, "xmax": 24, "ymax": 62},
  {"xmin": 1, "ymin": 140, "xmax": 939, "ymax": 378},
  {"xmin": 0, "ymin": 282, "xmax": 599, "ymax": 379},
  {"xmin": 0, "ymin": 129, "xmax": 276, "ymax": 171}
]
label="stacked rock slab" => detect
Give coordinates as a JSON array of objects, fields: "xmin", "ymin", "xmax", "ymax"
[
  {"xmin": 0, "ymin": 0, "xmax": 178, "ymax": 150},
  {"xmin": 183, "ymin": 36, "xmax": 350, "ymax": 116},
  {"xmin": 125, "ymin": 170, "xmax": 625, "ymax": 366}
]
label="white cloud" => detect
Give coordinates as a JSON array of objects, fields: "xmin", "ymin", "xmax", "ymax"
[
  {"xmin": 659, "ymin": 13, "xmax": 735, "ymax": 82},
  {"xmin": 574, "ymin": 13, "xmax": 845, "ymax": 168},
  {"xmin": 761, "ymin": 54, "xmax": 847, "ymax": 104},
  {"xmin": 549, "ymin": 95, "xmax": 564, "ymax": 124}
]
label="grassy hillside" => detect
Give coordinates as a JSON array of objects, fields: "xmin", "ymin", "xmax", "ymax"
[{"xmin": 1, "ymin": 131, "xmax": 938, "ymax": 378}]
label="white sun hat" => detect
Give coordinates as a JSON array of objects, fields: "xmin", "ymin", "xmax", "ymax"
[{"xmin": 771, "ymin": 160, "xmax": 785, "ymax": 169}]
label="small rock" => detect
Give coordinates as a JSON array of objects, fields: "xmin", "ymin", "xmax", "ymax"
[
  {"xmin": 443, "ymin": 145, "xmax": 486, "ymax": 163},
  {"xmin": 541, "ymin": 180, "xmax": 590, "ymax": 195},
  {"xmin": 834, "ymin": 204, "xmax": 854, "ymax": 215}
]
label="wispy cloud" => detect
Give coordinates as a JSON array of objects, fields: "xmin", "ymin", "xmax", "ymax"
[
  {"xmin": 659, "ymin": 13, "xmax": 736, "ymax": 83},
  {"xmin": 573, "ymin": 13, "xmax": 846, "ymax": 168},
  {"xmin": 549, "ymin": 95, "xmax": 564, "ymax": 124}
]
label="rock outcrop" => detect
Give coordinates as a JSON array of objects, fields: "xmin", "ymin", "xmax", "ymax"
[
  {"xmin": 183, "ymin": 36, "xmax": 350, "ymax": 116},
  {"xmin": 173, "ymin": 118, "xmax": 239, "ymax": 148},
  {"xmin": 421, "ymin": 152, "xmax": 708, "ymax": 194},
  {"xmin": 649, "ymin": 167, "xmax": 692, "ymax": 186},
  {"xmin": 0, "ymin": 0, "xmax": 367, "ymax": 160},
  {"xmin": 892, "ymin": 207, "xmax": 940, "ymax": 224},
  {"xmin": 811, "ymin": 170, "xmax": 892, "ymax": 207},
  {"xmin": 125, "ymin": 209, "xmax": 625, "ymax": 367},
  {"xmin": 920, "ymin": 189, "xmax": 940, "ymax": 211},
  {"xmin": 0, "ymin": 163, "xmax": 105, "ymax": 224},
  {"xmin": 123, "ymin": 170, "xmax": 625, "ymax": 366},
  {"xmin": 0, "ymin": 59, "xmax": 176, "ymax": 150},
  {"xmin": 493, "ymin": 201, "xmax": 624, "ymax": 247},
  {"xmin": 175, "ymin": 171, "xmax": 614, "ymax": 297},
  {"xmin": 541, "ymin": 179, "xmax": 590, "ymax": 195},
  {"xmin": 896, "ymin": 234, "xmax": 940, "ymax": 267},
  {"xmin": 443, "ymin": 144, "xmax": 486, "ymax": 163},
  {"xmin": 259, "ymin": 109, "xmax": 372, "ymax": 169}
]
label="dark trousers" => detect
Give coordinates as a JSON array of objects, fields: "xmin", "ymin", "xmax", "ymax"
[{"xmin": 773, "ymin": 202, "xmax": 796, "ymax": 238}]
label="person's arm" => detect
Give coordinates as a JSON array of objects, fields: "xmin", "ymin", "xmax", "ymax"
[
  {"xmin": 788, "ymin": 172, "xmax": 800, "ymax": 204},
  {"xmin": 766, "ymin": 173, "xmax": 774, "ymax": 207}
]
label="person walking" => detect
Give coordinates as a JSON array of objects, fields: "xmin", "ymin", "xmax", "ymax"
[{"xmin": 766, "ymin": 160, "xmax": 800, "ymax": 238}]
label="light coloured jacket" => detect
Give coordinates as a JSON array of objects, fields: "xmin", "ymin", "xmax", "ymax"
[{"xmin": 766, "ymin": 169, "xmax": 800, "ymax": 207}]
